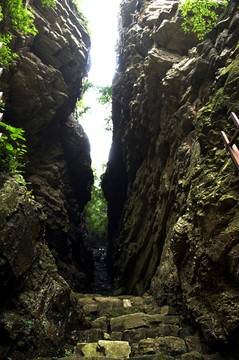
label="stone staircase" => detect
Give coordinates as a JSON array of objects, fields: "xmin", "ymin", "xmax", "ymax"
[{"xmin": 57, "ymin": 294, "xmax": 220, "ymax": 360}]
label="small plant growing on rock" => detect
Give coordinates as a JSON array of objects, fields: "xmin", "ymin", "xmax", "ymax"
[
  {"xmin": 0, "ymin": 0, "xmax": 55, "ymax": 65},
  {"xmin": 75, "ymin": 80, "xmax": 94, "ymax": 118},
  {"xmin": 41, "ymin": 0, "xmax": 56, "ymax": 7},
  {"xmin": 0, "ymin": 34, "xmax": 18, "ymax": 66},
  {"xmin": 179, "ymin": 0, "xmax": 229, "ymax": 40},
  {"xmin": 72, "ymin": 0, "xmax": 89, "ymax": 28},
  {"xmin": 0, "ymin": 121, "xmax": 27, "ymax": 174},
  {"xmin": 64, "ymin": 348, "xmax": 73, "ymax": 356}
]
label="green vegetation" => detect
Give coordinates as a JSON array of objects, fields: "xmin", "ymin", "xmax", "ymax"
[
  {"xmin": 0, "ymin": 103, "xmax": 33, "ymax": 196},
  {"xmin": 179, "ymin": 0, "xmax": 229, "ymax": 40},
  {"xmin": 41, "ymin": 0, "xmax": 56, "ymax": 7},
  {"xmin": 85, "ymin": 168, "xmax": 108, "ymax": 246},
  {"xmin": 97, "ymin": 85, "xmax": 112, "ymax": 105},
  {"xmin": 76, "ymin": 83, "xmax": 113, "ymax": 131},
  {"xmin": 0, "ymin": 0, "xmax": 42, "ymax": 65},
  {"xmin": 0, "ymin": 0, "xmax": 52, "ymax": 173},
  {"xmin": 64, "ymin": 348, "xmax": 73, "ymax": 357},
  {"xmin": 0, "ymin": 121, "xmax": 27, "ymax": 174},
  {"xmin": 0, "ymin": 0, "xmax": 88, "ymax": 65},
  {"xmin": 0, "ymin": 34, "xmax": 18, "ymax": 66},
  {"xmin": 1, "ymin": 0, "xmax": 38, "ymax": 36},
  {"xmin": 97, "ymin": 85, "xmax": 113, "ymax": 132},
  {"xmin": 73, "ymin": 0, "xmax": 89, "ymax": 28},
  {"xmin": 75, "ymin": 81, "xmax": 94, "ymax": 118}
]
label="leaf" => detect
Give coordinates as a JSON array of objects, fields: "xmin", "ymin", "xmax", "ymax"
[
  {"xmin": 0, "ymin": 121, "xmax": 7, "ymax": 128},
  {"xmin": 6, "ymin": 143, "xmax": 14, "ymax": 151},
  {"xmin": 180, "ymin": 0, "xmax": 228, "ymax": 40}
]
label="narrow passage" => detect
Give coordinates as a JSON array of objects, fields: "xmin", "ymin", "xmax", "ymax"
[{"xmin": 78, "ymin": 0, "xmax": 119, "ymax": 295}]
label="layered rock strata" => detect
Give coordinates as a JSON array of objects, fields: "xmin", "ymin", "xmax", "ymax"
[
  {"xmin": 0, "ymin": 0, "xmax": 94, "ymax": 290},
  {"xmin": 0, "ymin": 175, "xmax": 86, "ymax": 359},
  {"xmin": 0, "ymin": 1, "xmax": 94, "ymax": 358},
  {"xmin": 103, "ymin": 0, "xmax": 239, "ymax": 354}
]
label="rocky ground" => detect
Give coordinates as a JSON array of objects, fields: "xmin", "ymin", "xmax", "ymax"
[{"xmin": 30, "ymin": 292, "xmax": 223, "ymax": 360}]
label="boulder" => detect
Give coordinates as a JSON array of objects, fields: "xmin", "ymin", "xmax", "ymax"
[
  {"xmin": 181, "ymin": 352, "xmax": 204, "ymax": 360},
  {"xmin": 77, "ymin": 342, "xmax": 99, "ymax": 357},
  {"xmin": 91, "ymin": 316, "xmax": 109, "ymax": 332},
  {"xmin": 98, "ymin": 340, "xmax": 131, "ymax": 358},
  {"xmin": 110, "ymin": 313, "xmax": 180, "ymax": 332},
  {"xmin": 138, "ymin": 336, "xmax": 187, "ymax": 356},
  {"xmin": 94, "ymin": 297, "xmax": 123, "ymax": 312}
]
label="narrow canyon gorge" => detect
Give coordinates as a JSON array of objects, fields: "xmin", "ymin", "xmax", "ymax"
[{"xmin": 0, "ymin": 0, "xmax": 239, "ymax": 359}]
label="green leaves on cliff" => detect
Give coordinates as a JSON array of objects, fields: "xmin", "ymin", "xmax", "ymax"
[
  {"xmin": 0, "ymin": 0, "xmax": 56, "ymax": 65},
  {"xmin": 0, "ymin": 121, "xmax": 27, "ymax": 174},
  {"xmin": 72, "ymin": 0, "xmax": 89, "ymax": 28},
  {"xmin": 2, "ymin": 0, "xmax": 38, "ymax": 36},
  {"xmin": 41, "ymin": 0, "xmax": 56, "ymax": 7},
  {"xmin": 0, "ymin": 0, "xmax": 36, "ymax": 65},
  {"xmin": 76, "ymin": 81, "xmax": 94, "ymax": 118},
  {"xmin": 179, "ymin": 0, "xmax": 229, "ymax": 40},
  {"xmin": 0, "ymin": 34, "xmax": 18, "ymax": 66}
]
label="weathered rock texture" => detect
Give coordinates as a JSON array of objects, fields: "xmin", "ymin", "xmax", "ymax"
[
  {"xmin": 103, "ymin": 0, "xmax": 239, "ymax": 355},
  {"xmin": 0, "ymin": 175, "xmax": 86, "ymax": 360},
  {"xmin": 1, "ymin": 0, "xmax": 94, "ymax": 290},
  {"xmin": 72, "ymin": 294, "xmax": 212, "ymax": 359},
  {"xmin": 0, "ymin": 1, "xmax": 94, "ymax": 358}
]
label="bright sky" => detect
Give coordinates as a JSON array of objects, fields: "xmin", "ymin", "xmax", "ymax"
[{"xmin": 77, "ymin": 0, "xmax": 121, "ymax": 176}]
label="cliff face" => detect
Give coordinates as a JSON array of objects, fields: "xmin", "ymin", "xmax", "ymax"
[
  {"xmin": 103, "ymin": 0, "xmax": 239, "ymax": 349},
  {"xmin": 0, "ymin": 175, "xmax": 85, "ymax": 359},
  {"xmin": 0, "ymin": 1, "xmax": 93, "ymax": 358},
  {"xmin": 1, "ymin": 0, "xmax": 94, "ymax": 290}
]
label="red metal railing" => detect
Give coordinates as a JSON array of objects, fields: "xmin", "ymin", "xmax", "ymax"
[{"xmin": 221, "ymin": 112, "xmax": 239, "ymax": 173}]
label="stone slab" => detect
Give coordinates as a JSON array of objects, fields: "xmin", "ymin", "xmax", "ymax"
[
  {"xmin": 110, "ymin": 312, "xmax": 180, "ymax": 331},
  {"xmin": 98, "ymin": 340, "xmax": 131, "ymax": 358}
]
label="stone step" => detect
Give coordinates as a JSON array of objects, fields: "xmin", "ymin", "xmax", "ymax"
[
  {"xmin": 132, "ymin": 336, "xmax": 187, "ymax": 357},
  {"xmin": 72, "ymin": 310, "xmax": 181, "ymax": 345},
  {"xmin": 75, "ymin": 294, "xmax": 162, "ymax": 318},
  {"xmin": 66, "ymin": 294, "xmax": 218, "ymax": 360},
  {"xmin": 71, "ymin": 335, "xmax": 205, "ymax": 359},
  {"xmin": 74, "ymin": 340, "xmax": 131, "ymax": 358},
  {"xmin": 58, "ymin": 357, "xmax": 176, "ymax": 360},
  {"xmin": 35, "ymin": 353, "xmax": 215, "ymax": 360},
  {"xmin": 110, "ymin": 312, "xmax": 180, "ymax": 332},
  {"xmin": 58, "ymin": 357, "xmax": 175, "ymax": 360},
  {"xmin": 59, "ymin": 357, "xmax": 127, "ymax": 360}
]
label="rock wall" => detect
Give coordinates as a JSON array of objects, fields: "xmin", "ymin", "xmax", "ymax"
[
  {"xmin": 0, "ymin": 1, "xmax": 94, "ymax": 358},
  {"xmin": 0, "ymin": 174, "xmax": 87, "ymax": 359},
  {"xmin": 0, "ymin": 0, "xmax": 94, "ymax": 290},
  {"xmin": 103, "ymin": 0, "xmax": 239, "ymax": 353}
]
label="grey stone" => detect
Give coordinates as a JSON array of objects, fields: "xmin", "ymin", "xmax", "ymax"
[{"xmin": 98, "ymin": 340, "xmax": 131, "ymax": 358}]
